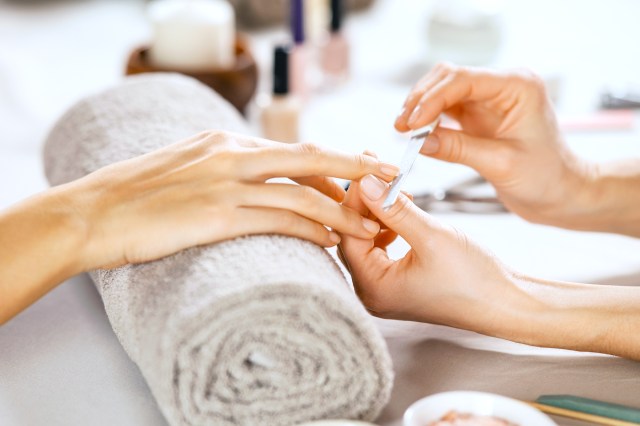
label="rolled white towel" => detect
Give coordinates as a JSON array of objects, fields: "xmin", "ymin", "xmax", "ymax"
[{"xmin": 43, "ymin": 74, "xmax": 393, "ymax": 426}]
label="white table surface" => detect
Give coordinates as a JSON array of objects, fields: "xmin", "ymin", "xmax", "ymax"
[{"xmin": 1, "ymin": 1, "xmax": 640, "ymax": 425}]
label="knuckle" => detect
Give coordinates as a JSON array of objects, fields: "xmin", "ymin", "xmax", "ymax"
[
  {"xmin": 296, "ymin": 143, "xmax": 325, "ymax": 174},
  {"xmin": 298, "ymin": 185, "xmax": 319, "ymax": 210},
  {"xmin": 456, "ymin": 65, "xmax": 470, "ymax": 75},
  {"xmin": 353, "ymin": 153, "xmax": 371, "ymax": 171},
  {"xmin": 275, "ymin": 206, "xmax": 328, "ymax": 244},
  {"xmin": 443, "ymin": 132, "xmax": 465, "ymax": 163},
  {"xmin": 202, "ymin": 129, "xmax": 227, "ymax": 145},
  {"xmin": 275, "ymin": 211, "xmax": 300, "ymax": 233},
  {"xmin": 434, "ymin": 61, "xmax": 453, "ymax": 74},
  {"xmin": 297, "ymin": 142, "xmax": 322, "ymax": 157},
  {"xmin": 449, "ymin": 67, "xmax": 468, "ymax": 82},
  {"xmin": 452, "ymin": 226, "xmax": 471, "ymax": 252},
  {"xmin": 511, "ymin": 68, "xmax": 545, "ymax": 91},
  {"xmin": 194, "ymin": 129, "xmax": 216, "ymax": 140},
  {"xmin": 341, "ymin": 206, "xmax": 362, "ymax": 230},
  {"xmin": 529, "ymin": 73, "xmax": 545, "ymax": 88},
  {"xmin": 384, "ymin": 195, "xmax": 412, "ymax": 226},
  {"xmin": 406, "ymin": 92, "xmax": 425, "ymax": 111},
  {"xmin": 192, "ymin": 130, "xmax": 233, "ymax": 161}
]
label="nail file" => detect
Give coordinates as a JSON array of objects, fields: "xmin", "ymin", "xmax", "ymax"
[{"xmin": 382, "ymin": 118, "xmax": 440, "ymax": 211}]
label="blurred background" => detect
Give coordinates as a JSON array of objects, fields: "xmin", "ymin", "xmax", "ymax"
[
  {"xmin": 2, "ymin": 0, "xmax": 639, "ymax": 162},
  {"xmin": 1, "ymin": 0, "xmax": 640, "ymax": 275}
]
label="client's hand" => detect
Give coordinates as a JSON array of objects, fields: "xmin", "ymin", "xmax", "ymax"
[
  {"xmin": 394, "ymin": 63, "xmax": 596, "ymax": 229},
  {"xmin": 0, "ymin": 130, "xmax": 399, "ymax": 324},
  {"xmin": 66, "ymin": 131, "xmax": 399, "ymax": 269}
]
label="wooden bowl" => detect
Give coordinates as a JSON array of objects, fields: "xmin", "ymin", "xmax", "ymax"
[{"xmin": 125, "ymin": 35, "xmax": 258, "ymax": 114}]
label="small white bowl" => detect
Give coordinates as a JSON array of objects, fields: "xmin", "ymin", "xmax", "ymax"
[
  {"xmin": 297, "ymin": 421, "xmax": 378, "ymax": 426},
  {"xmin": 404, "ymin": 391, "xmax": 557, "ymax": 426}
]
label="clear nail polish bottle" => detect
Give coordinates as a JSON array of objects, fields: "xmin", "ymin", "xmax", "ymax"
[
  {"xmin": 261, "ymin": 45, "xmax": 300, "ymax": 144},
  {"xmin": 321, "ymin": 0, "xmax": 350, "ymax": 84}
]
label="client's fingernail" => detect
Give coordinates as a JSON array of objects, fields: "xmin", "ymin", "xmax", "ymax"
[
  {"xmin": 329, "ymin": 232, "xmax": 341, "ymax": 244},
  {"xmin": 380, "ymin": 163, "xmax": 400, "ymax": 176},
  {"xmin": 421, "ymin": 134, "xmax": 440, "ymax": 154},
  {"xmin": 362, "ymin": 217, "xmax": 380, "ymax": 234},
  {"xmin": 360, "ymin": 174, "xmax": 387, "ymax": 201},
  {"xmin": 396, "ymin": 106, "xmax": 406, "ymax": 121}
]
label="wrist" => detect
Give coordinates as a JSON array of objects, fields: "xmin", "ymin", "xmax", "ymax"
[
  {"xmin": 468, "ymin": 270, "xmax": 549, "ymax": 344},
  {"xmin": 539, "ymin": 155, "xmax": 601, "ymax": 230},
  {"xmin": 45, "ymin": 183, "xmax": 94, "ymax": 275},
  {"xmin": 59, "ymin": 172, "xmax": 120, "ymax": 271},
  {"xmin": 0, "ymin": 185, "xmax": 90, "ymax": 323},
  {"xmin": 496, "ymin": 273, "xmax": 640, "ymax": 359},
  {"xmin": 586, "ymin": 160, "xmax": 640, "ymax": 236},
  {"xmin": 548, "ymin": 158, "xmax": 640, "ymax": 237}
]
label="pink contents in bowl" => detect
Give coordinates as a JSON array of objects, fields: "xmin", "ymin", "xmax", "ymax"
[{"xmin": 428, "ymin": 410, "xmax": 518, "ymax": 426}]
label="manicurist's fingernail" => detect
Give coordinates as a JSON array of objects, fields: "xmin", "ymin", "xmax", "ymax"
[
  {"xmin": 360, "ymin": 174, "xmax": 387, "ymax": 201},
  {"xmin": 421, "ymin": 134, "xmax": 440, "ymax": 154},
  {"xmin": 329, "ymin": 232, "xmax": 341, "ymax": 244},
  {"xmin": 407, "ymin": 106, "xmax": 421, "ymax": 126},
  {"xmin": 362, "ymin": 217, "xmax": 380, "ymax": 234},
  {"xmin": 380, "ymin": 163, "xmax": 400, "ymax": 176}
]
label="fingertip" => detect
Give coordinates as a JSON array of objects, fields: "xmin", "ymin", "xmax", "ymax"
[
  {"xmin": 359, "ymin": 152, "xmax": 386, "ymax": 178},
  {"xmin": 362, "ymin": 217, "xmax": 381, "ymax": 235},
  {"xmin": 379, "ymin": 163, "xmax": 400, "ymax": 180},
  {"xmin": 394, "ymin": 119, "xmax": 410, "ymax": 133},
  {"xmin": 330, "ymin": 231, "xmax": 341, "ymax": 243},
  {"xmin": 327, "ymin": 231, "xmax": 341, "ymax": 246},
  {"xmin": 362, "ymin": 149, "xmax": 397, "ymax": 179},
  {"xmin": 400, "ymin": 190, "xmax": 414, "ymax": 202}
]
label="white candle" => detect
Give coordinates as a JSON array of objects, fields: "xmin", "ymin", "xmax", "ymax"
[{"xmin": 148, "ymin": 0, "xmax": 235, "ymax": 71}]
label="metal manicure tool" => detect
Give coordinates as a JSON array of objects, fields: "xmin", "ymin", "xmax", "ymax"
[
  {"xmin": 412, "ymin": 175, "xmax": 507, "ymax": 214},
  {"xmin": 382, "ymin": 118, "xmax": 440, "ymax": 211}
]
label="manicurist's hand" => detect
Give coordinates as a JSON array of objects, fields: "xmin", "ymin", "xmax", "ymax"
[
  {"xmin": 338, "ymin": 174, "xmax": 518, "ymax": 333},
  {"xmin": 394, "ymin": 63, "xmax": 598, "ymax": 230},
  {"xmin": 338, "ymin": 174, "xmax": 640, "ymax": 360},
  {"xmin": 0, "ymin": 130, "xmax": 399, "ymax": 324}
]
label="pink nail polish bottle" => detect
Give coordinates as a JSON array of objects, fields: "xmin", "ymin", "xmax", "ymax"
[
  {"xmin": 290, "ymin": 0, "xmax": 308, "ymax": 99},
  {"xmin": 261, "ymin": 45, "xmax": 300, "ymax": 144},
  {"xmin": 321, "ymin": 0, "xmax": 350, "ymax": 84}
]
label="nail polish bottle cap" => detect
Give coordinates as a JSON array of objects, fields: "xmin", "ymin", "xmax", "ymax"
[
  {"xmin": 330, "ymin": 0, "xmax": 343, "ymax": 33},
  {"xmin": 273, "ymin": 45, "xmax": 291, "ymax": 95},
  {"xmin": 291, "ymin": 0, "xmax": 305, "ymax": 44}
]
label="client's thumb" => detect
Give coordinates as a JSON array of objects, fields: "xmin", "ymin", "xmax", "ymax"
[
  {"xmin": 426, "ymin": 127, "xmax": 505, "ymax": 178},
  {"xmin": 358, "ymin": 175, "xmax": 428, "ymax": 249}
]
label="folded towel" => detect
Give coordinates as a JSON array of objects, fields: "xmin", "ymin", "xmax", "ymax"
[{"xmin": 43, "ymin": 74, "xmax": 393, "ymax": 426}]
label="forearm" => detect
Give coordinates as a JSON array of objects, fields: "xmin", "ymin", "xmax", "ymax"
[
  {"xmin": 494, "ymin": 272, "xmax": 640, "ymax": 360},
  {"xmin": 563, "ymin": 158, "xmax": 640, "ymax": 237},
  {"xmin": 0, "ymin": 184, "xmax": 88, "ymax": 324}
]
